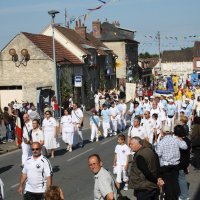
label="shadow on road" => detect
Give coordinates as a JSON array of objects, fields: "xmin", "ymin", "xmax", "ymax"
[
  {"xmin": 52, "ymin": 165, "xmax": 60, "ymax": 173},
  {"xmin": 55, "ymin": 148, "xmax": 67, "ymax": 156},
  {"xmin": 193, "ymin": 184, "xmax": 200, "ymax": 200},
  {"xmin": 0, "ymin": 165, "xmax": 13, "ymax": 174}
]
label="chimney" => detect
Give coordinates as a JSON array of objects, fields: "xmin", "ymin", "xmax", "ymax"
[
  {"xmin": 75, "ymin": 19, "xmax": 87, "ymax": 39},
  {"xmin": 92, "ymin": 20, "xmax": 101, "ymax": 38}
]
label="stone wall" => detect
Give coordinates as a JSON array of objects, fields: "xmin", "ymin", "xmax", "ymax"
[{"xmin": 0, "ymin": 33, "xmax": 54, "ymax": 105}]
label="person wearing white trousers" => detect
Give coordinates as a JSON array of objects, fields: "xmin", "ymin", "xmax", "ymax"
[
  {"xmin": 90, "ymin": 110, "xmax": 100, "ymax": 142},
  {"xmin": 21, "ymin": 113, "xmax": 32, "ymax": 166},
  {"xmin": 109, "ymin": 102, "xmax": 119, "ymax": 135},
  {"xmin": 101, "ymin": 104, "xmax": 111, "ymax": 138},
  {"xmin": 166, "ymin": 99, "xmax": 177, "ymax": 132}
]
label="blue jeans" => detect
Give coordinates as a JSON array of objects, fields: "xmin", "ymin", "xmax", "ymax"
[
  {"xmin": 178, "ymin": 170, "xmax": 189, "ymax": 200},
  {"xmin": 6, "ymin": 124, "xmax": 13, "ymax": 140}
]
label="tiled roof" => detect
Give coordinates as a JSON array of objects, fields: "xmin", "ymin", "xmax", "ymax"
[
  {"xmin": 193, "ymin": 41, "xmax": 200, "ymax": 57},
  {"xmin": 161, "ymin": 49, "xmax": 193, "ymax": 62},
  {"xmin": 22, "ymin": 32, "xmax": 82, "ymax": 64},
  {"xmin": 55, "ymin": 26, "xmax": 110, "ymax": 56},
  {"xmin": 139, "ymin": 57, "xmax": 159, "ymax": 69},
  {"xmin": 100, "ymin": 22, "xmax": 139, "ymax": 43}
]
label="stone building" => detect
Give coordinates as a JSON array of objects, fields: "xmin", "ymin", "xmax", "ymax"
[
  {"xmin": 91, "ymin": 20, "xmax": 139, "ymax": 86},
  {"xmin": 0, "ymin": 32, "xmax": 82, "ymax": 110}
]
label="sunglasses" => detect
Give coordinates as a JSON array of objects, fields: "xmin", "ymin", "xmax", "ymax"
[{"xmin": 32, "ymin": 148, "xmax": 39, "ymax": 151}]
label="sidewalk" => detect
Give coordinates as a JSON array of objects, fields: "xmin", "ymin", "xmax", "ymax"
[{"xmin": 0, "ymin": 111, "xmax": 92, "ymax": 155}]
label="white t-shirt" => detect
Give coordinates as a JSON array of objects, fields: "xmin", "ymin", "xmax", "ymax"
[
  {"xmin": 42, "ymin": 117, "xmax": 56, "ymax": 133},
  {"xmin": 71, "ymin": 108, "xmax": 83, "ymax": 123},
  {"xmin": 128, "ymin": 125, "xmax": 146, "ymax": 139},
  {"xmin": 109, "ymin": 107, "xmax": 119, "ymax": 120},
  {"xmin": 60, "ymin": 115, "xmax": 74, "ymax": 132},
  {"xmin": 23, "ymin": 155, "xmax": 52, "ymax": 193},
  {"xmin": 115, "ymin": 144, "xmax": 130, "ymax": 166},
  {"xmin": 142, "ymin": 118, "xmax": 155, "ymax": 144},
  {"xmin": 94, "ymin": 94, "xmax": 99, "ymax": 104},
  {"xmin": 31, "ymin": 128, "xmax": 44, "ymax": 143}
]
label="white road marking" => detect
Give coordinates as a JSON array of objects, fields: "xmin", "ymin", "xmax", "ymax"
[
  {"xmin": 67, "ymin": 148, "xmax": 94, "ymax": 162},
  {"xmin": 10, "ymin": 183, "xmax": 19, "ymax": 188},
  {"xmin": 101, "ymin": 136, "xmax": 117, "ymax": 145}
]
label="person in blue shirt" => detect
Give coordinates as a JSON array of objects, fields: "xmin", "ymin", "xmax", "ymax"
[
  {"xmin": 185, "ymin": 98, "xmax": 193, "ymax": 131},
  {"xmin": 166, "ymin": 99, "xmax": 177, "ymax": 132},
  {"xmin": 101, "ymin": 104, "xmax": 111, "ymax": 138},
  {"xmin": 90, "ymin": 109, "xmax": 100, "ymax": 142},
  {"xmin": 130, "ymin": 101, "xmax": 143, "ymax": 125}
]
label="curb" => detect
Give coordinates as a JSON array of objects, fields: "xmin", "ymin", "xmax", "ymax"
[{"xmin": 0, "ymin": 146, "xmax": 19, "ymax": 155}]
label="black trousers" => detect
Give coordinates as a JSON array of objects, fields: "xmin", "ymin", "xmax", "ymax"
[
  {"xmin": 24, "ymin": 191, "xmax": 44, "ymax": 200},
  {"xmin": 192, "ymin": 148, "xmax": 200, "ymax": 169},
  {"xmin": 160, "ymin": 165, "xmax": 180, "ymax": 200},
  {"xmin": 134, "ymin": 188, "xmax": 159, "ymax": 200}
]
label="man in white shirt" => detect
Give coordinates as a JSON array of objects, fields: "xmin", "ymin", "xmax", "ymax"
[
  {"xmin": 142, "ymin": 111, "xmax": 155, "ymax": 144},
  {"xmin": 127, "ymin": 116, "xmax": 147, "ymax": 145},
  {"xmin": 109, "ymin": 102, "xmax": 119, "ymax": 135},
  {"xmin": 18, "ymin": 142, "xmax": 52, "ymax": 200},
  {"xmin": 71, "ymin": 103, "xmax": 84, "ymax": 147},
  {"xmin": 30, "ymin": 119, "xmax": 44, "ymax": 146},
  {"xmin": 21, "ymin": 114, "xmax": 32, "ymax": 167}
]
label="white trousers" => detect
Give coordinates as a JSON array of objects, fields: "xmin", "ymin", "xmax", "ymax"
[
  {"xmin": 74, "ymin": 124, "xmax": 83, "ymax": 144},
  {"xmin": 111, "ymin": 119, "xmax": 117, "ymax": 132},
  {"xmin": 167, "ymin": 116, "xmax": 175, "ymax": 132},
  {"xmin": 21, "ymin": 142, "xmax": 31, "ymax": 165},
  {"xmin": 102, "ymin": 122, "xmax": 110, "ymax": 138},
  {"xmin": 90, "ymin": 125, "xmax": 98, "ymax": 141},
  {"xmin": 121, "ymin": 114, "xmax": 126, "ymax": 130},
  {"xmin": 116, "ymin": 165, "xmax": 128, "ymax": 183}
]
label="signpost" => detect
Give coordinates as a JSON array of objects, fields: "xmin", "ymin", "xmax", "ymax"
[{"xmin": 74, "ymin": 76, "xmax": 82, "ymax": 87}]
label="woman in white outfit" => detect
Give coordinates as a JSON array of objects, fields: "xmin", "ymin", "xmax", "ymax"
[
  {"xmin": 42, "ymin": 110, "xmax": 59, "ymax": 158},
  {"xmin": 60, "ymin": 109, "xmax": 74, "ymax": 152}
]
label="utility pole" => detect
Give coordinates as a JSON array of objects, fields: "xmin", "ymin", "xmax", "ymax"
[
  {"xmin": 157, "ymin": 31, "xmax": 161, "ymax": 70},
  {"xmin": 64, "ymin": 8, "xmax": 67, "ymax": 27}
]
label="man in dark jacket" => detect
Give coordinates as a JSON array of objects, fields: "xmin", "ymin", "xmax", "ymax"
[
  {"xmin": 129, "ymin": 137, "xmax": 164, "ymax": 200},
  {"xmin": 174, "ymin": 125, "xmax": 191, "ymax": 200}
]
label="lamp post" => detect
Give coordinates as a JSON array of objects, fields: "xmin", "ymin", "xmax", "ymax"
[{"xmin": 48, "ymin": 10, "xmax": 60, "ymax": 100}]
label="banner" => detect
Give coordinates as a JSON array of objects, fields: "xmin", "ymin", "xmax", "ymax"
[{"xmin": 126, "ymin": 83, "xmax": 136, "ymax": 103}]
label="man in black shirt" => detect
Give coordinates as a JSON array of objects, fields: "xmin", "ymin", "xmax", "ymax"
[{"xmin": 129, "ymin": 137, "xmax": 164, "ymax": 200}]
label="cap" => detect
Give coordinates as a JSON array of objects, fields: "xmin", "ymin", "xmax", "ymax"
[
  {"xmin": 182, "ymin": 103, "xmax": 187, "ymax": 108},
  {"xmin": 162, "ymin": 125, "xmax": 171, "ymax": 133},
  {"xmin": 168, "ymin": 99, "xmax": 174, "ymax": 102},
  {"xmin": 144, "ymin": 97, "xmax": 148, "ymax": 100},
  {"xmin": 150, "ymin": 96, "xmax": 154, "ymax": 99},
  {"xmin": 185, "ymin": 98, "xmax": 190, "ymax": 101}
]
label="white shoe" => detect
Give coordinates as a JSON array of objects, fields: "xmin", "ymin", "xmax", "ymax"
[
  {"xmin": 113, "ymin": 132, "xmax": 117, "ymax": 136},
  {"xmin": 90, "ymin": 139, "xmax": 93, "ymax": 143},
  {"xmin": 96, "ymin": 138, "xmax": 99, "ymax": 142},
  {"xmin": 123, "ymin": 184, "xmax": 128, "ymax": 191},
  {"xmin": 69, "ymin": 147, "xmax": 72, "ymax": 152}
]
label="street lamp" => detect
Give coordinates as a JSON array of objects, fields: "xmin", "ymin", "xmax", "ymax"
[
  {"xmin": 9, "ymin": 48, "xmax": 30, "ymax": 67},
  {"xmin": 48, "ymin": 10, "xmax": 60, "ymax": 100}
]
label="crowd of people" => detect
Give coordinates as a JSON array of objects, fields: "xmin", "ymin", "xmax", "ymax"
[{"xmin": 0, "ymin": 83, "xmax": 200, "ymax": 200}]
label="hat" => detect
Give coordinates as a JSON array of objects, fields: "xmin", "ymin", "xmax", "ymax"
[
  {"xmin": 168, "ymin": 99, "xmax": 174, "ymax": 102},
  {"xmin": 150, "ymin": 96, "xmax": 154, "ymax": 99},
  {"xmin": 144, "ymin": 97, "xmax": 148, "ymax": 100},
  {"xmin": 182, "ymin": 103, "xmax": 187, "ymax": 108},
  {"xmin": 162, "ymin": 125, "xmax": 171, "ymax": 133},
  {"xmin": 185, "ymin": 98, "xmax": 190, "ymax": 101}
]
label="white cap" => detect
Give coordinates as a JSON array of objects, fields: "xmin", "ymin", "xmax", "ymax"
[
  {"xmin": 185, "ymin": 98, "xmax": 190, "ymax": 101},
  {"xmin": 182, "ymin": 103, "xmax": 187, "ymax": 108},
  {"xmin": 168, "ymin": 99, "xmax": 174, "ymax": 102},
  {"xmin": 144, "ymin": 97, "xmax": 148, "ymax": 100},
  {"xmin": 150, "ymin": 96, "xmax": 154, "ymax": 99}
]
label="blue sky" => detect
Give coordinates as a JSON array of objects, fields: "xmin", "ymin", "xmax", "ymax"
[{"xmin": 0, "ymin": 0, "xmax": 199, "ymax": 53}]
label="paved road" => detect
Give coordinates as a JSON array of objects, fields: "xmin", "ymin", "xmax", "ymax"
[{"xmin": 0, "ymin": 128, "xmax": 200, "ymax": 200}]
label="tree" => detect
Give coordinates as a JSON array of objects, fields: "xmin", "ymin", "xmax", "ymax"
[{"xmin": 139, "ymin": 52, "xmax": 159, "ymax": 59}]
